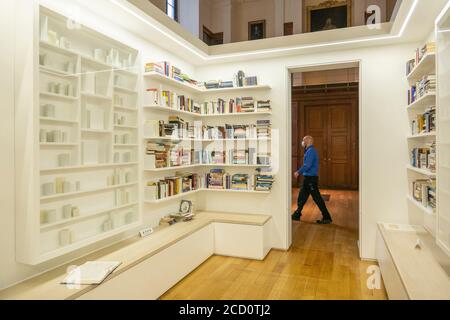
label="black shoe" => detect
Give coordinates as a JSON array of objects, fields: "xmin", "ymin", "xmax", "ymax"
[
  {"xmin": 316, "ymin": 219, "xmax": 332, "ymax": 225},
  {"xmin": 292, "ymin": 210, "xmax": 302, "ymax": 221}
]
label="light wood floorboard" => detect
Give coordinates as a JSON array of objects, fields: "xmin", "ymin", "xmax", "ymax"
[{"xmin": 160, "ymin": 189, "xmax": 387, "ymax": 300}]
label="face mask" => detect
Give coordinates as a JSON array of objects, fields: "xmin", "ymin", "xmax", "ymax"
[{"xmin": 301, "ymin": 141, "xmax": 306, "ymax": 148}]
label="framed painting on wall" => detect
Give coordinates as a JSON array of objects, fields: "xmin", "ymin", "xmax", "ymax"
[
  {"xmin": 248, "ymin": 20, "xmax": 266, "ymax": 40},
  {"xmin": 306, "ymin": 0, "xmax": 352, "ymax": 33}
]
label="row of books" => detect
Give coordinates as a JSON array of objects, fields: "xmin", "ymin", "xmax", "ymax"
[
  {"xmin": 406, "ymin": 42, "xmax": 436, "ymax": 76},
  {"xmin": 144, "ymin": 118, "xmax": 272, "ymax": 141},
  {"xmin": 408, "ymin": 75, "xmax": 436, "ymax": 104},
  {"xmin": 412, "ymin": 178, "xmax": 436, "ymax": 211},
  {"xmin": 411, "ymin": 107, "xmax": 436, "ymax": 135},
  {"xmin": 145, "ymin": 62, "xmax": 198, "ymax": 86},
  {"xmin": 144, "ymin": 168, "xmax": 275, "ymax": 200},
  {"xmin": 198, "ymin": 75, "xmax": 258, "ymax": 90},
  {"xmin": 144, "ymin": 143, "xmax": 272, "ymax": 169},
  {"xmin": 144, "ymin": 88, "xmax": 271, "ymax": 115},
  {"xmin": 411, "ymin": 143, "xmax": 436, "ymax": 172}
]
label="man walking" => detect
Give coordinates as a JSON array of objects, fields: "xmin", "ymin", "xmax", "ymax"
[{"xmin": 292, "ymin": 136, "xmax": 333, "ymax": 224}]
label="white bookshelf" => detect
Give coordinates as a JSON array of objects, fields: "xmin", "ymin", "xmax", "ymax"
[
  {"xmin": 142, "ymin": 68, "xmax": 274, "ymax": 206},
  {"xmin": 406, "ymin": 42, "xmax": 438, "ymax": 238},
  {"xmin": 16, "ymin": 6, "xmax": 142, "ymax": 265},
  {"xmin": 437, "ymin": 7, "xmax": 450, "ymax": 256}
]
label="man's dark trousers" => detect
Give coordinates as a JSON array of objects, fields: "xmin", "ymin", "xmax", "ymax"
[{"xmin": 297, "ymin": 176, "xmax": 332, "ymax": 220}]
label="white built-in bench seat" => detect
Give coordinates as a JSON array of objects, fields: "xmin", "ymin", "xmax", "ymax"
[
  {"xmin": 376, "ymin": 223, "xmax": 450, "ymax": 300},
  {"xmin": 0, "ymin": 212, "xmax": 272, "ymax": 300}
]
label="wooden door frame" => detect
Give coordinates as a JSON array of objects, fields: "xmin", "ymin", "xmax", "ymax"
[
  {"xmin": 285, "ymin": 60, "xmax": 363, "ymax": 259},
  {"xmin": 295, "ymin": 93, "xmax": 359, "ymax": 190}
]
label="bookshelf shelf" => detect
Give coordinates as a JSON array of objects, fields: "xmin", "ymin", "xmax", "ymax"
[
  {"xmin": 114, "ymin": 105, "xmax": 138, "ymax": 112},
  {"xmin": 40, "ymin": 92, "xmax": 78, "ymax": 101},
  {"xmin": 40, "ymin": 182, "xmax": 138, "ymax": 202},
  {"xmin": 114, "ymin": 86, "xmax": 137, "ymax": 94},
  {"xmin": 144, "ymin": 164, "xmax": 271, "ymax": 172},
  {"xmin": 81, "ymin": 129, "xmax": 112, "ymax": 134},
  {"xmin": 143, "ymin": 105, "xmax": 201, "ymax": 117},
  {"xmin": 202, "ymin": 85, "xmax": 272, "ymax": 93},
  {"xmin": 115, "ymin": 125, "xmax": 138, "ymax": 130},
  {"xmin": 37, "ymin": 221, "xmax": 142, "ymax": 264},
  {"xmin": 80, "ymin": 55, "xmax": 113, "ymax": 70},
  {"xmin": 143, "ymin": 72, "xmax": 201, "ymax": 93},
  {"xmin": 81, "ymin": 92, "xmax": 113, "ymax": 101},
  {"xmin": 144, "ymin": 188, "xmax": 271, "ymax": 204},
  {"xmin": 407, "ymin": 165, "xmax": 436, "ymax": 177},
  {"xmin": 39, "ymin": 40, "xmax": 79, "ymax": 57},
  {"xmin": 144, "ymin": 189, "xmax": 200, "ymax": 204},
  {"xmin": 143, "ymin": 137, "xmax": 272, "ymax": 143},
  {"xmin": 407, "ymin": 132, "xmax": 436, "ymax": 139},
  {"xmin": 114, "ymin": 144, "xmax": 138, "ymax": 148},
  {"xmin": 407, "ymin": 92, "xmax": 436, "ymax": 110},
  {"xmin": 407, "ymin": 195, "xmax": 436, "ymax": 216},
  {"xmin": 143, "ymin": 72, "xmax": 271, "ymax": 94},
  {"xmin": 144, "ymin": 164, "xmax": 202, "ymax": 172},
  {"xmin": 407, "ymin": 53, "xmax": 436, "ymax": 82},
  {"xmin": 114, "ymin": 68, "xmax": 139, "ymax": 76},
  {"xmin": 40, "ymin": 202, "xmax": 138, "ymax": 231},
  {"xmin": 201, "ymin": 112, "xmax": 272, "ymax": 118},
  {"xmin": 40, "ymin": 162, "xmax": 138, "ymax": 173},
  {"xmin": 39, "ymin": 65, "xmax": 78, "ymax": 78},
  {"xmin": 40, "ymin": 117, "xmax": 78, "ymax": 125},
  {"xmin": 40, "ymin": 143, "xmax": 78, "ymax": 148},
  {"xmin": 144, "ymin": 105, "xmax": 272, "ymax": 118}
]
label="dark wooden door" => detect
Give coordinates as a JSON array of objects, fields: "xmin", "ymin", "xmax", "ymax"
[
  {"xmin": 304, "ymin": 105, "xmax": 329, "ymax": 186},
  {"xmin": 294, "ymin": 95, "xmax": 358, "ymax": 190}
]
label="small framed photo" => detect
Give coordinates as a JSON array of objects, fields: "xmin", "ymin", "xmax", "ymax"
[
  {"xmin": 179, "ymin": 200, "xmax": 194, "ymax": 215},
  {"xmin": 248, "ymin": 20, "xmax": 266, "ymax": 41}
]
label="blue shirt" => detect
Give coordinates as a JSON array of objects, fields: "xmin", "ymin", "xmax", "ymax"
[{"xmin": 298, "ymin": 146, "xmax": 319, "ymax": 177}]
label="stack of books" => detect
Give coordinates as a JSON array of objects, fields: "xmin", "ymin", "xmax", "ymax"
[
  {"xmin": 408, "ymin": 75, "xmax": 436, "ymax": 104},
  {"xmin": 231, "ymin": 174, "xmax": 249, "ymax": 190},
  {"xmin": 417, "ymin": 42, "xmax": 436, "ymax": 64},
  {"xmin": 244, "ymin": 76, "xmax": 258, "ymax": 86},
  {"xmin": 219, "ymin": 81, "xmax": 234, "ymax": 89},
  {"xmin": 145, "ymin": 61, "xmax": 198, "ymax": 86},
  {"xmin": 257, "ymin": 100, "xmax": 271, "ymax": 112},
  {"xmin": 255, "ymin": 168, "xmax": 275, "ymax": 191},
  {"xmin": 412, "ymin": 178, "xmax": 436, "ymax": 211},
  {"xmin": 145, "ymin": 142, "xmax": 169, "ymax": 169},
  {"xmin": 411, "ymin": 143, "xmax": 436, "ymax": 172},
  {"xmin": 241, "ymin": 97, "xmax": 255, "ymax": 113},
  {"xmin": 204, "ymin": 80, "xmax": 220, "ymax": 89},
  {"xmin": 411, "ymin": 107, "xmax": 436, "ymax": 135},
  {"xmin": 207, "ymin": 169, "xmax": 228, "ymax": 189},
  {"xmin": 256, "ymin": 120, "xmax": 271, "ymax": 140},
  {"xmin": 145, "ymin": 172, "xmax": 201, "ymax": 201}
]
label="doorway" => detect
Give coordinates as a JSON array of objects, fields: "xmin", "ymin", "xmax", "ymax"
[{"xmin": 289, "ymin": 65, "xmax": 360, "ymax": 244}]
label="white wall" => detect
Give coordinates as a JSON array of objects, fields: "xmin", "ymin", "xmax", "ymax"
[
  {"xmin": 196, "ymin": 42, "xmax": 416, "ymax": 258},
  {"xmin": 0, "ymin": 0, "xmax": 19, "ymax": 290}
]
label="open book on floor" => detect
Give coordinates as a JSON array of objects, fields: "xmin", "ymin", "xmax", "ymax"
[{"xmin": 61, "ymin": 261, "xmax": 122, "ymax": 285}]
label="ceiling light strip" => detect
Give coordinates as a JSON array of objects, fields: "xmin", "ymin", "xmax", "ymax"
[{"xmin": 110, "ymin": 0, "xmax": 419, "ymax": 61}]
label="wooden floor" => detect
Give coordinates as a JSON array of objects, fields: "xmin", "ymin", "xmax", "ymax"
[{"xmin": 161, "ymin": 189, "xmax": 387, "ymax": 300}]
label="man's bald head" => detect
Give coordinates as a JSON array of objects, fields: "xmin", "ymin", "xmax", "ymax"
[{"xmin": 303, "ymin": 136, "xmax": 314, "ymax": 148}]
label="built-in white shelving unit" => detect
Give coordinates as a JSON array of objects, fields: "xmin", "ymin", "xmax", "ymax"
[
  {"xmin": 142, "ymin": 69, "xmax": 274, "ymax": 206},
  {"xmin": 16, "ymin": 6, "xmax": 141, "ymax": 265},
  {"xmin": 437, "ymin": 7, "xmax": 450, "ymax": 256},
  {"xmin": 406, "ymin": 42, "xmax": 437, "ymax": 237}
]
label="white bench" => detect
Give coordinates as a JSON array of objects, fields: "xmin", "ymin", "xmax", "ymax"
[
  {"xmin": 376, "ymin": 223, "xmax": 450, "ymax": 300},
  {"xmin": 0, "ymin": 212, "xmax": 272, "ymax": 300}
]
